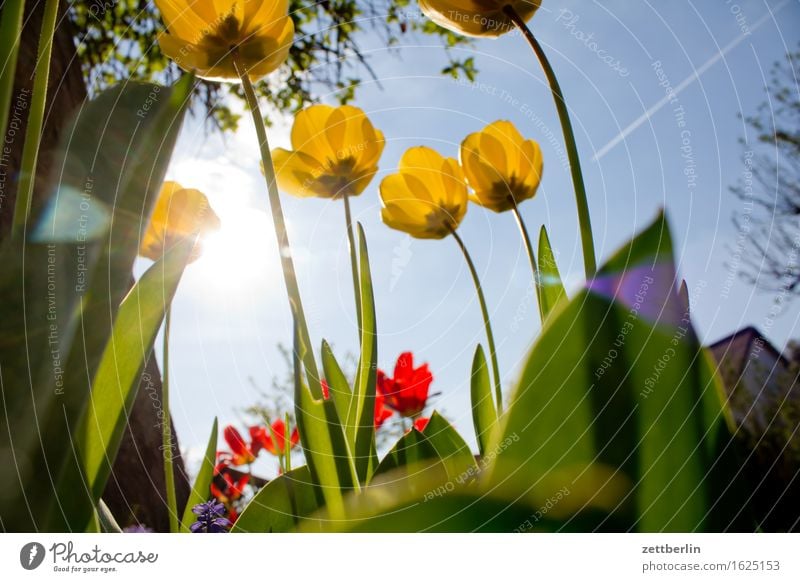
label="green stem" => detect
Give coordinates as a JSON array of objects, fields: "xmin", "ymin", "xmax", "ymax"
[
  {"xmin": 504, "ymin": 5, "xmax": 597, "ymax": 279},
  {"xmin": 451, "ymin": 229, "xmax": 503, "ymax": 414},
  {"xmin": 509, "ymin": 200, "xmax": 544, "ymax": 323},
  {"xmin": 342, "ymin": 191, "xmax": 362, "ymax": 330},
  {"xmin": 233, "ymin": 57, "xmax": 322, "ymax": 394},
  {"xmin": 12, "ymin": 0, "xmax": 60, "ymax": 238},
  {"xmin": 284, "ymin": 412, "xmax": 292, "ymax": 473},
  {"xmin": 162, "ymin": 306, "xmax": 179, "ymax": 533},
  {"xmin": 0, "ymin": 0, "xmax": 25, "ymax": 147}
]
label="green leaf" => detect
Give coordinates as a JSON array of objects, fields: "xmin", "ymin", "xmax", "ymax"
[
  {"xmin": 0, "ymin": 78, "xmax": 191, "ymax": 531},
  {"xmin": 320, "ymin": 340, "xmax": 355, "ymax": 440},
  {"xmin": 56, "ymin": 238, "xmax": 194, "ymax": 530},
  {"xmin": 180, "ymin": 417, "xmax": 219, "ymax": 532},
  {"xmin": 375, "ymin": 429, "xmax": 439, "ymax": 477},
  {"xmin": 486, "ymin": 212, "xmax": 748, "ymax": 531},
  {"xmin": 470, "ymin": 345, "xmax": 496, "ymax": 455},
  {"xmin": 352, "ymin": 223, "xmax": 378, "ymax": 482},
  {"xmin": 538, "ymin": 225, "xmax": 567, "ymax": 320},
  {"xmin": 96, "ymin": 499, "xmax": 122, "ymax": 533},
  {"xmin": 293, "ymin": 323, "xmax": 357, "ymax": 519},
  {"xmin": 421, "ymin": 411, "xmax": 478, "ymax": 482},
  {"xmin": 374, "ymin": 412, "xmax": 476, "ymax": 484},
  {"xmin": 0, "ymin": 0, "xmax": 25, "ymax": 153},
  {"xmin": 231, "ymin": 466, "xmax": 320, "ymax": 533}
]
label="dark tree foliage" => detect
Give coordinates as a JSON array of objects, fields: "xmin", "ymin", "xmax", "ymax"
[
  {"xmin": 732, "ymin": 46, "xmax": 800, "ymax": 299},
  {"xmin": 69, "ymin": 0, "xmax": 477, "ymax": 131}
]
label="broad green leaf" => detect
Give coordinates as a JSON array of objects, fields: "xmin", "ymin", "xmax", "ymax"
[
  {"xmin": 231, "ymin": 466, "xmax": 320, "ymax": 533},
  {"xmin": 470, "ymin": 344, "xmax": 496, "ymax": 455},
  {"xmin": 293, "ymin": 323, "xmax": 357, "ymax": 519},
  {"xmin": 352, "ymin": 223, "xmax": 378, "ymax": 482},
  {"xmin": 375, "ymin": 429, "xmax": 439, "ymax": 477},
  {"xmin": 538, "ymin": 225, "xmax": 567, "ymax": 320},
  {"xmin": 180, "ymin": 418, "xmax": 219, "ymax": 532},
  {"xmin": 54, "ymin": 238, "xmax": 194, "ymax": 530},
  {"xmin": 486, "ymin": 212, "xmax": 748, "ymax": 531},
  {"xmin": 0, "ymin": 78, "xmax": 191, "ymax": 531},
  {"xmin": 305, "ymin": 458, "xmax": 621, "ymax": 532},
  {"xmin": 421, "ymin": 411, "xmax": 478, "ymax": 481},
  {"xmin": 374, "ymin": 412, "xmax": 476, "ymax": 483}
]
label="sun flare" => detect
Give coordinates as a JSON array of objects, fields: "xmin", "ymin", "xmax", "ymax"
[{"xmin": 193, "ymin": 207, "xmax": 276, "ymax": 291}]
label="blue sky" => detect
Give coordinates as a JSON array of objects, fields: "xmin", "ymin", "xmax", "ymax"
[{"xmin": 142, "ymin": 0, "xmax": 800, "ymax": 470}]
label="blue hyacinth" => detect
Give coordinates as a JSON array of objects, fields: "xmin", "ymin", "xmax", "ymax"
[{"xmin": 190, "ymin": 500, "xmax": 232, "ymax": 533}]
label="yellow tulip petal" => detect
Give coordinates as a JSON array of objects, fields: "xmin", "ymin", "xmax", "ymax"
[
  {"xmin": 521, "ymin": 139, "xmax": 544, "ymax": 188},
  {"xmin": 155, "ymin": 0, "xmax": 292, "ymax": 82},
  {"xmin": 238, "ymin": 20, "xmax": 294, "ymax": 80},
  {"xmin": 291, "ymin": 104, "xmax": 336, "ymax": 162},
  {"xmin": 440, "ymin": 157, "xmax": 468, "ymax": 206},
  {"xmin": 243, "ymin": 0, "xmax": 289, "ymax": 36},
  {"xmin": 487, "ymin": 119, "xmax": 525, "ymax": 173},
  {"xmin": 400, "ymin": 171, "xmax": 436, "ymax": 204},
  {"xmin": 140, "ymin": 181, "xmax": 219, "ymax": 261},
  {"xmin": 477, "ymin": 131, "xmax": 509, "ymax": 177},
  {"xmin": 324, "ymin": 105, "xmax": 368, "ymax": 161},
  {"xmin": 348, "ymin": 167, "xmax": 379, "ymax": 195},
  {"xmin": 155, "ymin": 0, "xmax": 210, "ymax": 41},
  {"xmin": 356, "ymin": 126, "xmax": 385, "ymax": 169},
  {"xmin": 399, "ymin": 146, "xmax": 444, "ymax": 173},
  {"xmin": 461, "ymin": 140, "xmax": 496, "ymax": 194},
  {"xmin": 273, "ymin": 148, "xmax": 326, "ymax": 198},
  {"xmin": 418, "ymin": 0, "xmax": 541, "ymax": 38}
]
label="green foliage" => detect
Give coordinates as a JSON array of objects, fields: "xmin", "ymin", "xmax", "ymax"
[
  {"xmin": 352, "ymin": 224, "xmax": 379, "ymax": 481},
  {"xmin": 231, "ymin": 466, "xmax": 320, "ymax": 533},
  {"xmin": 68, "ymin": 1, "xmax": 473, "ymax": 131},
  {"xmin": 270, "ymin": 213, "xmax": 751, "ymax": 532},
  {"xmin": 538, "ymin": 225, "xmax": 567, "ymax": 319},
  {"xmin": 0, "ymin": 78, "xmax": 190, "ymax": 531},
  {"xmin": 293, "ymin": 322, "xmax": 358, "ymax": 519},
  {"xmin": 470, "ymin": 345, "xmax": 497, "ymax": 456},
  {"xmin": 180, "ymin": 418, "xmax": 220, "ymax": 532},
  {"xmin": 68, "ymin": 238, "xmax": 194, "ymax": 529}
]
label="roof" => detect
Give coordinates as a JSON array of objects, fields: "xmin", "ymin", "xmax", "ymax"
[{"xmin": 708, "ymin": 326, "xmax": 787, "ymax": 374}]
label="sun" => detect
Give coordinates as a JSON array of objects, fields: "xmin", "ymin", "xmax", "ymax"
[{"xmin": 192, "ymin": 206, "xmax": 277, "ymax": 291}]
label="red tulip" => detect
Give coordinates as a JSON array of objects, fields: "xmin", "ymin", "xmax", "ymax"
[
  {"xmin": 210, "ymin": 460, "xmax": 249, "ymax": 505},
  {"xmin": 322, "ymin": 376, "xmax": 392, "ymax": 429},
  {"xmin": 377, "ymin": 352, "xmax": 433, "ymax": 417},
  {"xmin": 413, "ymin": 417, "xmax": 430, "ymax": 432},
  {"xmin": 250, "ymin": 419, "xmax": 300, "ymax": 456},
  {"xmin": 321, "ymin": 379, "xmax": 330, "ymax": 400},
  {"xmin": 222, "ymin": 425, "xmax": 255, "ymax": 465},
  {"xmin": 374, "ymin": 390, "xmax": 394, "ymax": 428}
]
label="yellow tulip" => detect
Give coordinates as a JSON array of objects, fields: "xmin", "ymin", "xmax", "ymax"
[
  {"xmin": 272, "ymin": 105, "xmax": 385, "ymax": 199},
  {"xmin": 140, "ymin": 181, "xmax": 220, "ymax": 262},
  {"xmin": 419, "ymin": 0, "xmax": 541, "ymax": 38},
  {"xmin": 154, "ymin": 0, "xmax": 294, "ymax": 82},
  {"xmin": 460, "ymin": 120, "xmax": 543, "ymax": 213},
  {"xmin": 380, "ymin": 146, "xmax": 468, "ymax": 239}
]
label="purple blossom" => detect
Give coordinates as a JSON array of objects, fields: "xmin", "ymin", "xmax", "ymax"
[
  {"xmin": 122, "ymin": 524, "xmax": 153, "ymax": 533},
  {"xmin": 190, "ymin": 500, "xmax": 232, "ymax": 533}
]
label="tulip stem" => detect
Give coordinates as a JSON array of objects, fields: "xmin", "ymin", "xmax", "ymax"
[
  {"xmin": 509, "ymin": 199, "xmax": 544, "ymax": 324},
  {"xmin": 161, "ymin": 306, "xmax": 179, "ymax": 533},
  {"xmin": 450, "ymin": 229, "xmax": 503, "ymax": 414},
  {"xmin": 234, "ymin": 58, "xmax": 322, "ymax": 395},
  {"xmin": 342, "ymin": 191, "xmax": 362, "ymax": 330},
  {"xmin": 504, "ymin": 5, "xmax": 597, "ymax": 280}
]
